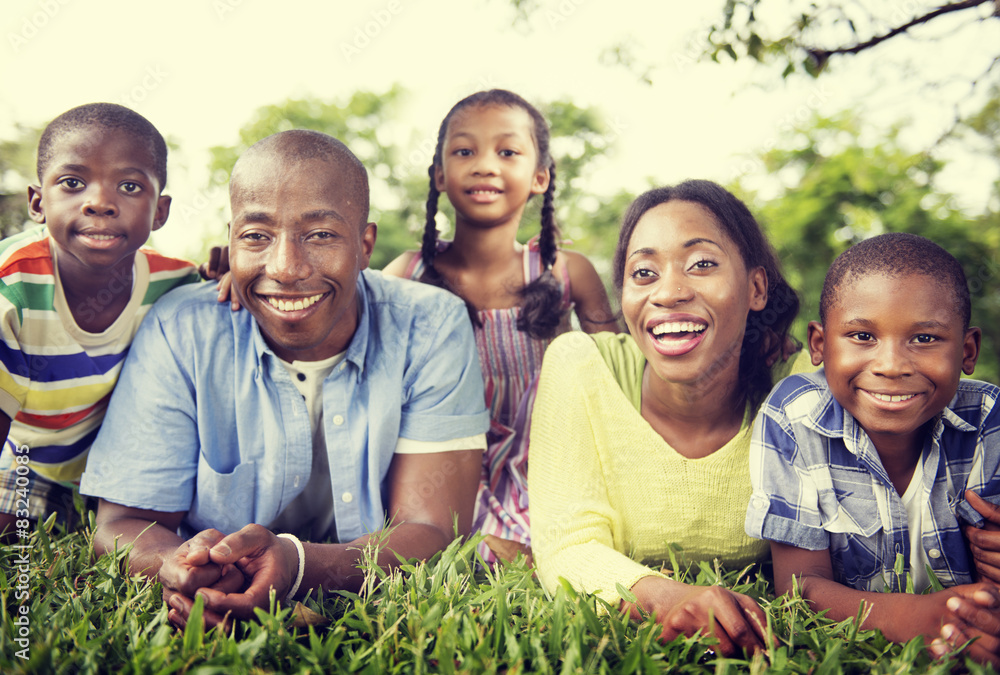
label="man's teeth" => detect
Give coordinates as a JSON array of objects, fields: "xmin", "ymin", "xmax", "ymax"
[
  {"xmin": 266, "ymin": 294, "xmax": 324, "ymax": 312},
  {"xmin": 470, "ymin": 190, "xmax": 499, "ymax": 194},
  {"xmin": 651, "ymin": 321, "xmax": 706, "ymax": 336},
  {"xmin": 870, "ymin": 392, "xmax": 916, "ymax": 403},
  {"xmin": 85, "ymin": 233, "xmax": 117, "ymax": 240}
]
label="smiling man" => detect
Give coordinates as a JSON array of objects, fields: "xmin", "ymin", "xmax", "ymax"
[{"xmin": 80, "ymin": 130, "xmax": 488, "ymax": 629}]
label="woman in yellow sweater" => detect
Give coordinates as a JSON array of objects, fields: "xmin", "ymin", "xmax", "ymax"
[{"xmin": 529, "ymin": 180, "xmax": 808, "ymax": 656}]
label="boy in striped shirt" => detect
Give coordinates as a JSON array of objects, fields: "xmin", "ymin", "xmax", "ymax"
[{"xmin": 0, "ymin": 103, "xmax": 199, "ymax": 537}]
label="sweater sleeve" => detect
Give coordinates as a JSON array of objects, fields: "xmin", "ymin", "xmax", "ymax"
[{"xmin": 529, "ymin": 333, "xmax": 666, "ymax": 606}]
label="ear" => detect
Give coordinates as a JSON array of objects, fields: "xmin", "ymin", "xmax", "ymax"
[
  {"xmin": 27, "ymin": 185, "xmax": 45, "ymax": 224},
  {"xmin": 433, "ymin": 165, "xmax": 446, "ymax": 193},
  {"xmin": 530, "ymin": 165, "xmax": 550, "ymax": 196},
  {"xmin": 152, "ymin": 195, "xmax": 171, "ymax": 232},
  {"xmin": 807, "ymin": 321, "xmax": 825, "ymax": 366},
  {"xmin": 359, "ymin": 222, "xmax": 377, "ymax": 270},
  {"xmin": 962, "ymin": 326, "xmax": 982, "ymax": 376},
  {"xmin": 748, "ymin": 266, "xmax": 768, "ymax": 312}
]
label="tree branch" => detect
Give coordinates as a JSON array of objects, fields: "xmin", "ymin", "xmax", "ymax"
[{"xmin": 809, "ymin": 0, "xmax": 994, "ymax": 62}]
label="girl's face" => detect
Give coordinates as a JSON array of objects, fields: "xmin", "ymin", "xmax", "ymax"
[
  {"xmin": 435, "ymin": 105, "xmax": 549, "ymax": 229},
  {"xmin": 620, "ymin": 200, "xmax": 767, "ymax": 391}
]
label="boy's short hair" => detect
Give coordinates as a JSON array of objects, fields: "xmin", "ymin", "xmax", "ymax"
[
  {"xmin": 36, "ymin": 103, "xmax": 168, "ymax": 190},
  {"xmin": 820, "ymin": 232, "xmax": 971, "ymax": 328}
]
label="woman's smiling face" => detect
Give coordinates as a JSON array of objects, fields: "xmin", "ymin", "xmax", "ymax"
[{"xmin": 620, "ymin": 200, "xmax": 767, "ymax": 389}]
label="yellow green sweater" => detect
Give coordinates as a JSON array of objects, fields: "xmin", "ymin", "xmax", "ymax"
[{"xmin": 528, "ymin": 331, "xmax": 811, "ymax": 606}]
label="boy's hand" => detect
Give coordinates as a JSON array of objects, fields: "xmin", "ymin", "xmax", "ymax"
[
  {"xmin": 929, "ymin": 584, "xmax": 1000, "ymax": 667},
  {"xmin": 198, "ymin": 245, "xmax": 240, "ymax": 311},
  {"xmin": 963, "ymin": 490, "xmax": 1000, "ymax": 583},
  {"xmin": 198, "ymin": 246, "xmax": 229, "ymax": 280}
]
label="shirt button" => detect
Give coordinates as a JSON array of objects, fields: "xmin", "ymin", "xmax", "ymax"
[
  {"xmin": 296, "ymin": 372, "xmax": 306, "ymax": 382},
  {"xmin": 751, "ymin": 496, "xmax": 766, "ymax": 509},
  {"xmin": 339, "ymin": 362, "xmax": 347, "ymax": 371},
  {"xmin": 928, "ymin": 548, "xmax": 941, "ymax": 559},
  {"xmin": 333, "ymin": 415, "xmax": 345, "ymax": 426},
  {"xmin": 342, "ymin": 492, "xmax": 353, "ymax": 503}
]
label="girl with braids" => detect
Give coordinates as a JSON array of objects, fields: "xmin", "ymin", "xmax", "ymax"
[{"xmin": 384, "ymin": 90, "xmax": 617, "ymax": 563}]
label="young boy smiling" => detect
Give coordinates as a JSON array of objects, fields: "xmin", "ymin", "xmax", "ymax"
[
  {"xmin": 0, "ymin": 103, "xmax": 199, "ymax": 536},
  {"xmin": 746, "ymin": 233, "xmax": 1000, "ymax": 664}
]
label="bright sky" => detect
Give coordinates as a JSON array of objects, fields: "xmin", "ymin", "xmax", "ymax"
[{"xmin": 2, "ymin": 0, "xmax": 997, "ymax": 260}]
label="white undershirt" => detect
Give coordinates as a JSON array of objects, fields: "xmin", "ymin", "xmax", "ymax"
[
  {"xmin": 266, "ymin": 354, "xmax": 487, "ymax": 542},
  {"xmin": 902, "ymin": 452, "xmax": 931, "ymax": 593}
]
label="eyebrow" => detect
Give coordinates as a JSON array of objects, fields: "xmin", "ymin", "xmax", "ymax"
[
  {"xmin": 843, "ymin": 318, "xmax": 954, "ymax": 331},
  {"xmin": 626, "ymin": 237, "xmax": 725, "ymax": 261},
  {"xmin": 301, "ymin": 209, "xmax": 347, "ymax": 224},
  {"xmin": 54, "ymin": 164, "xmax": 151, "ymax": 179},
  {"xmin": 448, "ymin": 131, "xmax": 523, "ymax": 142},
  {"xmin": 235, "ymin": 209, "xmax": 348, "ymax": 226}
]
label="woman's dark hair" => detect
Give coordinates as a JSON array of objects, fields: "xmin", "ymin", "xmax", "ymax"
[
  {"xmin": 612, "ymin": 180, "xmax": 800, "ymax": 411},
  {"xmin": 421, "ymin": 89, "xmax": 562, "ymax": 339}
]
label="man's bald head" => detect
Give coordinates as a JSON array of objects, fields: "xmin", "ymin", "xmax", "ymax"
[{"xmin": 230, "ymin": 130, "xmax": 370, "ymax": 226}]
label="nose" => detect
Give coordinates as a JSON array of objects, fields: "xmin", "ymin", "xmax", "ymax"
[
  {"xmin": 871, "ymin": 340, "xmax": 914, "ymax": 378},
  {"xmin": 265, "ymin": 235, "xmax": 312, "ymax": 283},
  {"xmin": 81, "ymin": 184, "xmax": 119, "ymax": 217},
  {"xmin": 649, "ymin": 271, "xmax": 691, "ymax": 307},
  {"xmin": 471, "ymin": 152, "xmax": 499, "ymax": 177}
]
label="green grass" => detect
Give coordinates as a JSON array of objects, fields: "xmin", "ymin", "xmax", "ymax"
[{"xmin": 0, "ymin": 512, "xmax": 992, "ymax": 674}]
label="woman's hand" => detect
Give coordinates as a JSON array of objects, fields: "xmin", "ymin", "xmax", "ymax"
[{"xmin": 630, "ymin": 577, "xmax": 770, "ymax": 656}]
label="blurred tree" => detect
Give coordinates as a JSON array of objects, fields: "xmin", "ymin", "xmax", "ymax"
[
  {"xmin": 737, "ymin": 111, "xmax": 1000, "ymax": 384},
  {"xmin": 0, "ymin": 125, "xmax": 41, "ymax": 239}
]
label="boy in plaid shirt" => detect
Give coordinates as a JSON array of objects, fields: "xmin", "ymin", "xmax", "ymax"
[{"xmin": 746, "ymin": 233, "xmax": 1000, "ymax": 664}]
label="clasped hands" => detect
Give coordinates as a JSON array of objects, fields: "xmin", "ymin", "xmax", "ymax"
[
  {"xmin": 925, "ymin": 490, "xmax": 1000, "ymax": 666},
  {"xmin": 159, "ymin": 524, "xmax": 298, "ymax": 631}
]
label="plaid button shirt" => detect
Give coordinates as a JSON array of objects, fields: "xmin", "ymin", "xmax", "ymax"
[{"xmin": 746, "ymin": 370, "xmax": 1000, "ymax": 592}]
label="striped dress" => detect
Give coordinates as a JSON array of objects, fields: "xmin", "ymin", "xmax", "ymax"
[
  {"xmin": 0, "ymin": 226, "xmax": 199, "ymax": 483},
  {"xmin": 405, "ymin": 238, "xmax": 572, "ymax": 561}
]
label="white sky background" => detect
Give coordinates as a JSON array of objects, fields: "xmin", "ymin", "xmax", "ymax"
[{"xmin": 1, "ymin": 0, "xmax": 997, "ymax": 260}]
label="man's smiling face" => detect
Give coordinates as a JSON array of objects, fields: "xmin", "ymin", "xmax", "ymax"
[{"xmin": 228, "ymin": 146, "xmax": 375, "ymax": 362}]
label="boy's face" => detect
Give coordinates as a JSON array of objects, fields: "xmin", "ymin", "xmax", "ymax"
[
  {"xmin": 228, "ymin": 153, "xmax": 376, "ymax": 363},
  {"xmin": 808, "ymin": 272, "xmax": 980, "ymax": 452},
  {"xmin": 28, "ymin": 126, "xmax": 169, "ymax": 277}
]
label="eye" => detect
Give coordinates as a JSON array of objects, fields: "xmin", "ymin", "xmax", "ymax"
[
  {"xmin": 629, "ymin": 267, "xmax": 656, "ymax": 281},
  {"xmin": 309, "ymin": 231, "xmax": 337, "ymax": 241},
  {"xmin": 453, "ymin": 148, "xmax": 473, "ymax": 157},
  {"xmin": 850, "ymin": 332, "xmax": 875, "ymax": 342},
  {"xmin": 688, "ymin": 258, "xmax": 717, "ymax": 272},
  {"xmin": 239, "ymin": 231, "xmax": 268, "ymax": 243},
  {"xmin": 913, "ymin": 334, "xmax": 939, "ymax": 344},
  {"xmin": 119, "ymin": 181, "xmax": 142, "ymax": 194},
  {"xmin": 58, "ymin": 177, "xmax": 83, "ymax": 190},
  {"xmin": 499, "ymin": 149, "xmax": 517, "ymax": 157}
]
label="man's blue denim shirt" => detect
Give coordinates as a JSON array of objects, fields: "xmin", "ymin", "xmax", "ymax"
[
  {"xmin": 746, "ymin": 369, "xmax": 1000, "ymax": 592},
  {"xmin": 81, "ymin": 270, "xmax": 489, "ymax": 541}
]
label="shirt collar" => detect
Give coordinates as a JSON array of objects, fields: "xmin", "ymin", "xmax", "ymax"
[{"xmin": 248, "ymin": 271, "xmax": 371, "ymax": 382}]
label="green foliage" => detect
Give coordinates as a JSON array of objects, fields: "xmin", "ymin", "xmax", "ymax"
[
  {"xmin": 0, "ymin": 124, "xmax": 41, "ymax": 240},
  {"xmin": 736, "ymin": 112, "xmax": 1000, "ymax": 385},
  {"xmin": 0, "ymin": 513, "xmax": 979, "ymax": 674}
]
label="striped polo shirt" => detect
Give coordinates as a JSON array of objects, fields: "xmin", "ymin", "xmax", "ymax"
[{"xmin": 0, "ymin": 226, "xmax": 199, "ymax": 483}]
